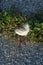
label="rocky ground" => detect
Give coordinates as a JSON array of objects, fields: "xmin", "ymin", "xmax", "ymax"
[
  {"xmin": 0, "ymin": 35, "xmax": 43, "ymax": 65},
  {"xmin": 0, "ymin": 0, "xmax": 43, "ymax": 16}
]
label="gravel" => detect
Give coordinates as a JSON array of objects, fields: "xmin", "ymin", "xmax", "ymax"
[
  {"xmin": 0, "ymin": 0, "xmax": 43, "ymax": 16},
  {"xmin": 0, "ymin": 35, "xmax": 43, "ymax": 65}
]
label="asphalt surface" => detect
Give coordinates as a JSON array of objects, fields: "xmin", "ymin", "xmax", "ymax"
[
  {"xmin": 0, "ymin": 35, "xmax": 43, "ymax": 65},
  {"xmin": 0, "ymin": 0, "xmax": 43, "ymax": 16}
]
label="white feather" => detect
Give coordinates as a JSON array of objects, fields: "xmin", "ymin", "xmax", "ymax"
[{"xmin": 15, "ymin": 23, "xmax": 30, "ymax": 36}]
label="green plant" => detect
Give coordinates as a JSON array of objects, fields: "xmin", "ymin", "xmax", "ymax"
[{"xmin": 0, "ymin": 10, "xmax": 43, "ymax": 44}]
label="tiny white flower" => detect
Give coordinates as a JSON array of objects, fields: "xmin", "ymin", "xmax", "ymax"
[{"xmin": 15, "ymin": 23, "xmax": 30, "ymax": 36}]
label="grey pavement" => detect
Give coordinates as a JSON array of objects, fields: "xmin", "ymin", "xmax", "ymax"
[
  {"xmin": 0, "ymin": 0, "xmax": 43, "ymax": 16},
  {"xmin": 0, "ymin": 35, "xmax": 43, "ymax": 65}
]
